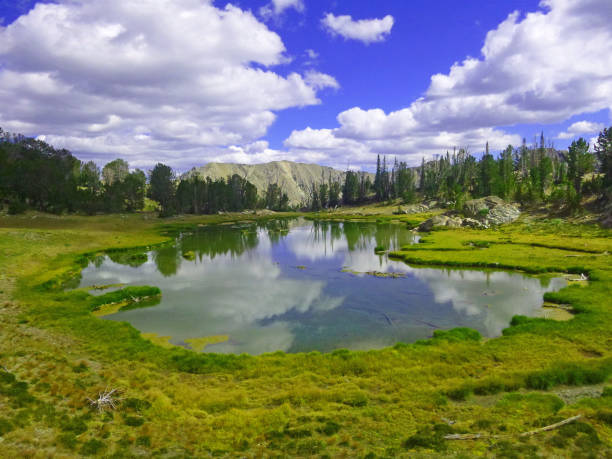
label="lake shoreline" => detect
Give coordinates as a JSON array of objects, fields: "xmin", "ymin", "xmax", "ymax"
[
  {"xmin": 0, "ymin": 208, "xmax": 611, "ymax": 456},
  {"xmin": 77, "ymin": 217, "xmax": 567, "ymax": 354}
]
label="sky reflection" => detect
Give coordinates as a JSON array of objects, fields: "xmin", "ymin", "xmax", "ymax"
[{"xmin": 79, "ymin": 219, "xmax": 565, "ymax": 354}]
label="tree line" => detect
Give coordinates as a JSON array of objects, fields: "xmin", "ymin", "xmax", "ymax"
[
  {"xmin": 304, "ymin": 127, "xmax": 611, "ymax": 213},
  {"xmin": 0, "ymin": 128, "xmax": 289, "ymax": 216},
  {"xmin": 0, "ymin": 130, "xmax": 146, "ymax": 215},
  {"xmin": 307, "ymin": 157, "xmax": 417, "ymax": 210},
  {"xmin": 2, "ymin": 125, "xmax": 611, "ymax": 216},
  {"xmin": 417, "ymin": 130, "xmax": 611, "ymax": 212},
  {"xmin": 153, "ymin": 164, "xmax": 291, "ymax": 217}
]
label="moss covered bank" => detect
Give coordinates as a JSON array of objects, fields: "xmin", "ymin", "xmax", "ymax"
[{"xmin": 0, "ymin": 210, "xmax": 611, "ymax": 457}]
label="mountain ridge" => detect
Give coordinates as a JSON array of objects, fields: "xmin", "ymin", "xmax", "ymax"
[{"xmin": 185, "ymin": 160, "xmax": 374, "ymax": 206}]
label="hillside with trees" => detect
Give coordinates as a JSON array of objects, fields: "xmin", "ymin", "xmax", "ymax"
[
  {"xmin": 306, "ymin": 131, "xmax": 611, "ymax": 222},
  {"xmin": 184, "ymin": 161, "xmax": 373, "ymax": 207},
  {"xmin": 1, "ymin": 126, "xmax": 611, "ymax": 221}
]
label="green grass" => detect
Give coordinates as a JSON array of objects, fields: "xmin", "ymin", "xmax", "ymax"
[
  {"xmin": 89, "ymin": 286, "xmax": 161, "ymax": 310},
  {"xmin": 0, "ymin": 209, "xmax": 610, "ymax": 456}
]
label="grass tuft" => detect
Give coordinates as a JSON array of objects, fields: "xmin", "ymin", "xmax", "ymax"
[{"xmin": 90, "ymin": 286, "xmax": 161, "ymax": 310}]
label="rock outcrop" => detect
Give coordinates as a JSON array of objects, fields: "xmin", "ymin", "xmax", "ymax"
[
  {"xmin": 417, "ymin": 196, "xmax": 521, "ymax": 231},
  {"xmin": 463, "ymin": 196, "xmax": 521, "ymax": 226},
  {"xmin": 463, "ymin": 196, "xmax": 505, "ymax": 217},
  {"xmin": 417, "ymin": 215, "xmax": 463, "ymax": 232},
  {"xmin": 393, "ymin": 201, "xmax": 439, "ymax": 215}
]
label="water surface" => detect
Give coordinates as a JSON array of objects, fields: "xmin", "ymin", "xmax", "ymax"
[{"xmin": 79, "ymin": 219, "xmax": 566, "ymax": 354}]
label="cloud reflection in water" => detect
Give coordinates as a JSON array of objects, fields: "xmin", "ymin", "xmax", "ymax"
[{"xmin": 79, "ymin": 220, "xmax": 565, "ymax": 354}]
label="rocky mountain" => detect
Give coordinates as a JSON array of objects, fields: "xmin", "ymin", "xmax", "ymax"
[{"xmin": 184, "ymin": 160, "xmax": 374, "ymax": 206}]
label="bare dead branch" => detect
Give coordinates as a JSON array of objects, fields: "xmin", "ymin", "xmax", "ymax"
[
  {"xmin": 87, "ymin": 387, "xmax": 123, "ymax": 413},
  {"xmin": 444, "ymin": 433, "xmax": 491, "ymax": 440},
  {"xmin": 519, "ymin": 415, "xmax": 582, "ymax": 437},
  {"xmin": 444, "ymin": 415, "xmax": 583, "ymax": 441}
]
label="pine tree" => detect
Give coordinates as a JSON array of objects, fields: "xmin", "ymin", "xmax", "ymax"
[
  {"xmin": 537, "ymin": 132, "xmax": 552, "ymax": 196},
  {"xmin": 567, "ymin": 138, "xmax": 593, "ymax": 196},
  {"xmin": 329, "ymin": 175, "xmax": 341, "ymax": 208},
  {"xmin": 310, "ymin": 184, "xmax": 321, "ymax": 211},
  {"xmin": 343, "ymin": 170, "xmax": 359, "ymax": 205},
  {"xmin": 318, "ymin": 182, "xmax": 329, "ymax": 209},
  {"xmin": 520, "ymin": 138, "xmax": 529, "ymax": 180},
  {"xmin": 498, "ymin": 145, "xmax": 515, "ymax": 200},
  {"xmin": 374, "ymin": 154, "xmax": 382, "ymax": 201},
  {"xmin": 381, "ymin": 156, "xmax": 390, "ymax": 200},
  {"xmin": 479, "ymin": 142, "xmax": 497, "ymax": 196},
  {"xmin": 419, "ymin": 156, "xmax": 425, "ymax": 192},
  {"xmin": 594, "ymin": 127, "xmax": 612, "ymax": 188},
  {"xmin": 149, "ymin": 163, "xmax": 176, "ymax": 217}
]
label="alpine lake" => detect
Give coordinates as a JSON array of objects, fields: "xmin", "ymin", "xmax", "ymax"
[{"xmin": 78, "ymin": 218, "xmax": 567, "ymax": 355}]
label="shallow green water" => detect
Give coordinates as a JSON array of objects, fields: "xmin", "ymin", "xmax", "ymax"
[{"xmin": 79, "ymin": 219, "xmax": 566, "ymax": 354}]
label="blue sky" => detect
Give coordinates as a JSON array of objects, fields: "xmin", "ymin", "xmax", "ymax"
[
  {"xmin": 0, "ymin": 0, "xmax": 611, "ymax": 171},
  {"xmin": 252, "ymin": 0, "xmax": 542, "ymax": 145}
]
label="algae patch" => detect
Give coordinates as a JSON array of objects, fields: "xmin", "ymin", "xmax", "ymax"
[
  {"xmin": 93, "ymin": 301, "xmax": 130, "ymax": 317},
  {"xmin": 141, "ymin": 333, "xmax": 176, "ymax": 349},
  {"xmin": 185, "ymin": 335, "xmax": 229, "ymax": 352},
  {"xmin": 90, "ymin": 286, "xmax": 161, "ymax": 317},
  {"xmin": 540, "ymin": 302, "xmax": 575, "ymax": 321}
]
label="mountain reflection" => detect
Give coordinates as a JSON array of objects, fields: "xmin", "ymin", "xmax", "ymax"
[{"xmin": 79, "ymin": 219, "xmax": 566, "ymax": 354}]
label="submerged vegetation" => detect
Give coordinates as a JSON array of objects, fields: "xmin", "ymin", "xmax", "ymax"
[
  {"xmin": 0, "ymin": 208, "xmax": 610, "ymax": 456},
  {"xmin": 89, "ymin": 286, "xmax": 161, "ymax": 311}
]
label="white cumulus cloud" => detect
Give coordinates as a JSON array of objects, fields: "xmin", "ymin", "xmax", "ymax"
[
  {"xmin": 322, "ymin": 13, "xmax": 394, "ymax": 44},
  {"xmin": 288, "ymin": 0, "xmax": 612, "ymax": 167},
  {"xmin": 260, "ymin": 0, "xmax": 304, "ymax": 20},
  {"xmin": 305, "ymin": 49, "xmax": 318, "ymax": 59},
  {"xmin": 304, "ymin": 70, "xmax": 339, "ymax": 90},
  {"xmin": 0, "ymin": 0, "xmax": 336, "ymax": 168},
  {"xmin": 557, "ymin": 121, "xmax": 605, "ymax": 139}
]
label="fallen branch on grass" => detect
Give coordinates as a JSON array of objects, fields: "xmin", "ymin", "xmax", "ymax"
[
  {"xmin": 519, "ymin": 415, "xmax": 582, "ymax": 437},
  {"xmin": 444, "ymin": 415, "xmax": 582, "ymax": 440},
  {"xmin": 444, "ymin": 433, "xmax": 488, "ymax": 440}
]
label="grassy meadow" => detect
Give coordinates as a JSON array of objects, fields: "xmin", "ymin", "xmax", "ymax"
[{"xmin": 0, "ymin": 209, "xmax": 611, "ymax": 457}]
